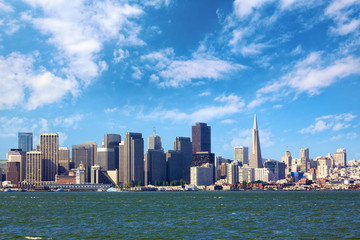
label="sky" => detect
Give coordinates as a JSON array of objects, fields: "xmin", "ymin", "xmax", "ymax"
[{"xmin": 0, "ymin": 0, "xmax": 359, "ymax": 161}]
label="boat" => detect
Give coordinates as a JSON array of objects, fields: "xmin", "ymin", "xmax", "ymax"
[
  {"xmin": 106, "ymin": 187, "xmax": 123, "ymax": 192},
  {"xmin": 55, "ymin": 188, "xmax": 65, "ymax": 192}
]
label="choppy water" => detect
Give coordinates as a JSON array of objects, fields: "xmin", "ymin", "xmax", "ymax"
[{"xmin": 0, "ymin": 191, "xmax": 359, "ymax": 239}]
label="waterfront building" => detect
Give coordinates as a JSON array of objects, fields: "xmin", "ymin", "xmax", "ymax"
[
  {"xmin": 254, "ymin": 168, "xmax": 275, "ymax": 182},
  {"xmin": 40, "ymin": 133, "xmax": 59, "ymax": 181},
  {"xmin": 59, "ymin": 147, "xmax": 70, "ymax": 174},
  {"xmin": 166, "ymin": 150, "xmax": 183, "ymax": 182},
  {"xmin": 334, "ymin": 149, "xmax": 346, "ymax": 168},
  {"xmin": 300, "ymin": 148, "xmax": 310, "ymax": 172},
  {"xmin": 226, "ymin": 162, "xmax": 239, "ymax": 184},
  {"xmin": 234, "ymin": 146, "xmax": 248, "ymax": 165},
  {"xmin": 26, "ymin": 151, "xmax": 42, "ymax": 187},
  {"xmin": 190, "ymin": 163, "xmax": 214, "ymax": 186},
  {"xmin": 104, "ymin": 134, "xmax": 121, "ymax": 170},
  {"xmin": 97, "ymin": 148, "xmax": 115, "ymax": 170},
  {"xmin": 91, "ymin": 165, "xmax": 101, "ymax": 184},
  {"xmin": 6, "ymin": 161, "xmax": 20, "ymax": 186},
  {"xmin": 317, "ymin": 157, "xmax": 332, "ymax": 178},
  {"xmin": 18, "ymin": 132, "xmax": 33, "ymax": 152},
  {"xmin": 120, "ymin": 132, "xmax": 144, "ymax": 186},
  {"xmin": 264, "ymin": 160, "xmax": 286, "ymax": 180},
  {"xmin": 249, "ymin": 114, "xmax": 263, "ymax": 168},
  {"xmin": 76, "ymin": 163, "xmax": 86, "ymax": 184},
  {"xmin": 6, "ymin": 149, "xmax": 26, "ymax": 181},
  {"xmin": 281, "ymin": 150, "xmax": 292, "ymax": 175},
  {"xmin": 239, "ymin": 167, "xmax": 255, "ymax": 183},
  {"xmin": 72, "ymin": 144, "xmax": 92, "ymax": 183},
  {"xmin": 144, "ymin": 149, "xmax": 166, "ymax": 185},
  {"xmin": 192, "ymin": 122, "xmax": 211, "ymax": 154},
  {"xmin": 173, "ymin": 137, "xmax": 192, "ymax": 182}
]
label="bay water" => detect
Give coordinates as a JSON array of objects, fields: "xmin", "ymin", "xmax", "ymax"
[{"xmin": 1, "ymin": 191, "xmax": 359, "ymax": 239}]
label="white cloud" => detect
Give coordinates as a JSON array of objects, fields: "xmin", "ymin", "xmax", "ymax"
[
  {"xmin": 300, "ymin": 113, "xmax": 356, "ymax": 134},
  {"xmin": 330, "ymin": 132, "xmax": 358, "ymax": 141},
  {"xmin": 131, "ymin": 66, "xmax": 143, "ymax": 80},
  {"xmin": 251, "ymin": 52, "xmax": 360, "ymax": 108},
  {"xmin": 199, "ymin": 91, "xmax": 211, "ymax": 97},
  {"xmin": 325, "ymin": 0, "xmax": 360, "ymax": 36},
  {"xmin": 221, "ymin": 119, "xmax": 236, "ymax": 124},
  {"xmin": 233, "ymin": 0, "xmax": 274, "ymax": 19},
  {"xmin": 54, "ymin": 114, "xmax": 84, "ymax": 129},
  {"xmin": 231, "ymin": 128, "xmax": 274, "ymax": 148},
  {"xmin": 104, "ymin": 107, "xmax": 119, "ymax": 114},
  {"xmin": 0, "ymin": 52, "xmax": 78, "ymax": 110},
  {"xmin": 57, "ymin": 132, "xmax": 68, "ymax": 146},
  {"xmin": 113, "ymin": 49, "xmax": 129, "ymax": 63},
  {"xmin": 142, "ymin": 48, "xmax": 245, "ymax": 87},
  {"xmin": 0, "ymin": 0, "xmax": 13, "ymax": 12},
  {"xmin": 137, "ymin": 93, "xmax": 245, "ymax": 123},
  {"xmin": 22, "ymin": 0, "xmax": 144, "ymax": 85}
]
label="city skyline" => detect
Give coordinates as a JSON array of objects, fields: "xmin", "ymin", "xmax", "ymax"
[{"xmin": 0, "ymin": 1, "xmax": 359, "ymax": 161}]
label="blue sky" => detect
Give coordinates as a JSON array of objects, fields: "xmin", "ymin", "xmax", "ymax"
[{"xmin": 0, "ymin": 0, "xmax": 359, "ymax": 161}]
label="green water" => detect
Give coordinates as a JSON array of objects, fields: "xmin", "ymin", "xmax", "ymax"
[{"xmin": 0, "ymin": 191, "xmax": 359, "ymax": 239}]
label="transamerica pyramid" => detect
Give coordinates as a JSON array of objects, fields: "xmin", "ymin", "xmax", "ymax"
[{"xmin": 249, "ymin": 114, "xmax": 263, "ymax": 168}]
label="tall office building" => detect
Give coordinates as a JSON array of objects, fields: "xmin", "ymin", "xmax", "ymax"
[
  {"xmin": 18, "ymin": 132, "xmax": 33, "ymax": 152},
  {"xmin": 6, "ymin": 149, "xmax": 26, "ymax": 181},
  {"xmin": 97, "ymin": 148, "xmax": 115, "ymax": 170},
  {"xmin": 166, "ymin": 150, "xmax": 183, "ymax": 182},
  {"xmin": 281, "ymin": 150, "xmax": 292, "ymax": 175},
  {"xmin": 334, "ymin": 149, "xmax": 346, "ymax": 168},
  {"xmin": 40, "ymin": 133, "xmax": 59, "ymax": 181},
  {"xmin": 148, "ymin": 134, "xmax": 162, "ymax": 150},
  {"xmin": 120, "ymin": 133, "xmax": 144, "ymax": 186},
  {"xmin": 6, "ymin": 161, "xmax": 20, "ymax": 186},
  {"xmin": 26, "ymin": 151, "xmax": 42, "ymax": 187},
  {"xmin": 192, "ymin": 122, "xmax": 211, "ymax": 154},
  {"xmin": 249, "ymin": 114, "xmax": 263, "ymax": 168},
  {"xmin": 300, "ymin": 148, "xmax": 309, "ymax": 172},
  {"xmin": 174, "ymin": 137, "xmax": 192, "ymax": 182},
  {"xmin": 72, "ymin": 145, "xmax": 92, "ymax": 183},
  {"xmin": 59, "ymin": 147, "xmax": 70, "ymax": 174},
  {"xmin": 104, "ymin": 134, "xmax": 121, "ymax": 170},
  {"xmin": 234, "ymin": 146, "xmax": 249, "ymax": 165},
  {"xmin": 144, "ymin": 149, "xmax": 166, "ymax": 185}
]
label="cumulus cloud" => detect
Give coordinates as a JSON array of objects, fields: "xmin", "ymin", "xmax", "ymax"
[
  {"xmin": 249, "ymin": 52, "xmax": 360, "ymax": 108},
  {"xmin": 54, "ymin": 114, "xmax": 84, "ymax": 129},
  {"xmin": 231, "ymin": 128, "xmax": 274, "ymax": 148},
  {"xmin": 136, "ymin": 93, "xmax": 245, "ymax": 123},
  {"xmin": 325, "ymin": 0, "xmax": 360, "ymax": 36},
  {"xmin": 22, "ymin": 0, "xmax": 144, "ymax": 85},
  {"xmin": 0, "ymin": 52, "xmax": 78, "ymax": 110},
  {"xmin": 299, "ymin": 113, "xmax": 356, "ymax": 134},
  {"xmin": 141, "ymin": 48, "xmax": 244, "ymax": 87}
]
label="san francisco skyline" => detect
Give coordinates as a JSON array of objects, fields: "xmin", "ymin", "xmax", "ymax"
[{"xmin": 0, "ymin": 0, "xmax": 359, "ymax": 160}]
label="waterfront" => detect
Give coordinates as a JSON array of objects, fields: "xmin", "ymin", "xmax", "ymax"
[{"xmin": 1, "ymin": 191, "xmax": 359, "ymax": 239}]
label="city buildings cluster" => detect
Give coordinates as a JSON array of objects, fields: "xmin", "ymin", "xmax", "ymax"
[{"xmin": 1, "ymin": 115, "xmax": 358, "ymax": 191}]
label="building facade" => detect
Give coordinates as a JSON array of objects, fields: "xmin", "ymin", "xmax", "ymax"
[
  {"xmin": 190, "ymin": 163, "xmax": 214, "ymax": 186},
  {"xmin": 234, "ymin": 146, "xmax": 249, "ymax": 165},
  {"xmin": 173, "ymin": 137, "xmax": 192, "ymax": 182},
  {"xmin": 40, "ymin": 133, "xmax": 59, "ymax": 181},
  {"xmin": 334, "ymin": 149, "xmax": 346, "ymax": 168},
  {"xmin": 26, "ymin": 151, "xmax": 42, "ymax": 187},
  {"xmin": 144, "ymin": 149, "xmax": 166, "ymax": 185},
  {"xmin": 249, "ymin": 114, "xmax": 263, "ymax": 168},
  {"xmin": 18, "ymin": 132, "xmax": 33, "ymax": 152},
  {"xmin": 192, "ymin": 122, "xmax": 211, "ymax": 154}
]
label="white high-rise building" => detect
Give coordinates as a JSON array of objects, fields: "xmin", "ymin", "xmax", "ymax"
[
  {"xmin": 234, "ymin": 146, "xmax": 249, "ymax": 165},
  {"xmin": 249, "ymin": 114, "xmax": 263, "ymax": 168},
  {"xmin": 334, "ymin": 149, "xmax": 346, "ymax": 168}
]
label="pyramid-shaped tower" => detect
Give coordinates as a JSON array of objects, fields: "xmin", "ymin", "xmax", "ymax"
[{"xmin": 249, "ymin": 114, "xmax": 263, "ymax": 168}]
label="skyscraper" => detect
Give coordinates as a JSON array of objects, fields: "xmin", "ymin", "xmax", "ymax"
[
  {"xmin": 281, "ymin": 150, "xmax": 292, "ymax": 175},
  {"xmin": 18, "ymin": 132, "xmax": 33, "ymax": 152},
  {"xmin": 334, "ymin": 148, "xmax": 346, "ymax": 168},
  {"xmin": 59, "ymin": 147, "xmax": 70, "ymax": 174},
  {"xmin": 148, "ymin": 134, "xmax": 162, "ymax": 150},
  {"xmin": 174, "ymin": 137, "xmax": 192, "ymax": 182},
  {"xmin": 249, "ymin": 114, "xmax": 263, "ymax": 168},
  {"xmin": 72, "ymin": 145, "xmax": 92, "ymax": 183},
  {"xmin": 7, "ymin": 149, "xmax": 26, "ymax": 181},
  {"xmin": 104, "ymin": 134, "xmax": 121, "ymax": 170},
  {"xmin": 26, "ymin": 151, "xmax": 42, "ymax": 187},
  {"xmin": 40, "ymin": 133, "xmax": 59, "ymax": 181},
  {"xmin": 144, "ymin": 149, "xmax": 166, "ymax": 185},
  {"xmin": 300, "ymin": 148, "xmax": 309, "ymax": 172},
  {"xmin": 192, "ymin": 122, "xmax": 211, "ymax": 154},
  {"xmin": 234, "ymin": 146, "xmax": 249, "ymax": 165},
  {"xmin": 120, "ymin": 133, "xmax": 144, "ymax": 186}
]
